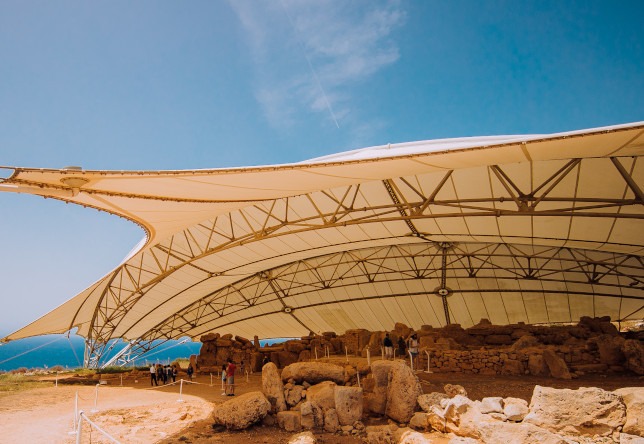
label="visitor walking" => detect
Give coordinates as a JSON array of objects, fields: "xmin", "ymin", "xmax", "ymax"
[
  {"xmin": 172, "ymin": 365, "xmax": 177, "ymax": 383},
  {"xmin": 220, "ymin": 364, "xmax": 227, "ymax": 396},
  {"xmin": 150, "ymin": 364, "xmax": 157, "ymax": 386},
  {"xmin": 407, "ymin": 333, "xmax": 419, "ymax": 369},
  {"xmin": 187, "ymin": 363, "xmax": 194, "ymax": 380},
  {"xmin": 225, "ymin": 358, "xmax": 236, "ymax": 396},
  {"xmin": 165, "ymin": 365, "xmax": 172, "ymax": 383},
  {"xmin": 383, "ymin": 333, "xmax": 393, "ymax": 360},
  {"xmin": 398, "ymin": 335, "xmax": 406, "ymax": 358},
  {"xmin": 156, "ymin": 364, "xmax": 164, "ymax": 384}
]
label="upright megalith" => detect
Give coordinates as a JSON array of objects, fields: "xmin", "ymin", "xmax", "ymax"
[
  {"xmin": 334, "ymin": 385, "xmax": 363, "ymax": 426},
  {"xmin": 385, "ymin": 361, "xmax": 422, "ymax": 423},
  {"xmin": 262, "ymin": 362, "xmax": 287, "ymax": 412}
]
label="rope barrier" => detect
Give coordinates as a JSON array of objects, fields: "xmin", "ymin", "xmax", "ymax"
[
  {"xmin": 76, "ymin": 411, "xmax": 122, "ymax": 444},
  {"xmin": 143, "ymin": 380, "xmax": 180, "ymax": 390}
]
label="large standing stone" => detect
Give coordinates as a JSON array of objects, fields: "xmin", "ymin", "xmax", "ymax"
[
  {"xmin": 418, "ymin": 392, "xmax": 450, "ymax": 412},
  {"xmin": 212, "ymin": 391, "xmax": 271, "ymax": 430},
  {"xmin": 542, "ymin": 349, "xmax": 572, "ymax": 379},
  {"xmin": 386, "ymin": 361, "xmax": 423, "ymax": 423},
  {"xmin": 622, "ymin": 339, "xmax": 644, "ymax": 375},
  {"xmin": 528, "ymin": 354, "xmax": 548, "ymax": 376},
  {"xmin": 614, "ymin": 387, "xmax": 644, "ymax": 437},
  {"xmin": 523, "ymin": 385, "xmax": 626, "ymax": 436},
  {"xmin": 592, "ymin": 334, "xmax": 626, "ymax": 365},
  {"xmin": 281, "ymin": 362, "xmax": 345, "ymax": 384},
  {"xmin": 306, "ymin": 380, "xmax": 336, "ymax": 411},
  {"xmin": 262, "ymin": 362, "xmax": 287, "ymax": 412},
  {"xmin": 368, "ymin": 360, "xmax": 400, "ymax": 415},
  {"xmin": 334, "ymin": 386, "xmax": 363, "ymax": 426}
]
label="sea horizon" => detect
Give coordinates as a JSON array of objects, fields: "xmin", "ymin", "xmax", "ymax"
[{"xmin": 0, "ymin": 334, "xmax": 290, "ymax": 371}]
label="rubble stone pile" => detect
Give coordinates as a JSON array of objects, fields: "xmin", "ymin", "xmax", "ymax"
[{"xmin": 211, "ymin": 358, "xmax": 644, "ymax": 443}]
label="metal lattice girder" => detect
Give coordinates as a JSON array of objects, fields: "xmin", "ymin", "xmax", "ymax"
[{"xmin": 69, "ymin": 156, "xmax": 644, "ymax": 359}]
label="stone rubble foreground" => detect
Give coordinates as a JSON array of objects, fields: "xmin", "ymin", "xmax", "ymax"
[{"xmin": 210, "ymin": 357, "xmax": 644, "ymax": 443}]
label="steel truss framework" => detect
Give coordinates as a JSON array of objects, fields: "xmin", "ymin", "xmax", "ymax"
[{"xmin": 68, "ymin": 156, "xmax": 642, "ymax": 367}]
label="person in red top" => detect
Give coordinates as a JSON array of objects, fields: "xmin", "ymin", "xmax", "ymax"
[{"xmin": 225, "ymin": 358, "xmax": 236, "ymax": 396}]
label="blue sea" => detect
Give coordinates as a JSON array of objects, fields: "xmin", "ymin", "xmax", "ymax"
[{"xmin": 0, "ymin": 334, "xmax": 289, "ymax": 371}]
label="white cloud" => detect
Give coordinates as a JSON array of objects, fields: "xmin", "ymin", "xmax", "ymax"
[{"xmin": 228, "ymin": 0, "xmax": 405, "ymax": 130}]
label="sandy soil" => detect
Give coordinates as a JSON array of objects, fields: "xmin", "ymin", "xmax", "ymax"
[
  {"xmin": 2, "ymin": 359, "xmax": 643, "ymax": 444},
  {"xmin": 0, "ymin": 382, "xmax": 212, "ymax": 444}
]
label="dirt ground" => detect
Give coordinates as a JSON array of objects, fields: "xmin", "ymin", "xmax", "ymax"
[{"xmin": 2, "ymin": 357, "xmax": 643, "ymax": 444}]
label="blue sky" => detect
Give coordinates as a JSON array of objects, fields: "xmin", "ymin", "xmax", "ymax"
[{"xmin": 0, "ymin": 0, "xmax": 642, "ymax": 335}]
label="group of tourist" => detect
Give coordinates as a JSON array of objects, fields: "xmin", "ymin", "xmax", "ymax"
[
  {"xmin": 149, "ymin": 363, "xmax": 179, "ymax": 386},
  {"xmin": 382, "ymin": 332, "xmax": 420, "ymax": 367}
]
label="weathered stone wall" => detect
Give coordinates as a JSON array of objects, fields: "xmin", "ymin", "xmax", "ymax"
[{"xmin": 197, "ymin": 316, "xmax": 644, "ymax": 376}]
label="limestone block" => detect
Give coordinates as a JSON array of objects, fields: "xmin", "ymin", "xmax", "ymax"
[
  {"xmin": 323, "ymin": 408, "xmax": 340, "ymax": 432},
  {"xmin": 528, "ymin": 354, "xmax": 548, "ymax": 376},
  {"xmin": 396, "ymin": 429, "xmax": 435, "ymax": 443},
  {"xmin": 365, "ymin": 425, "xmax": 395, "ymax": 444},
  {"xmin": 510, "ymin": 334, "xmax": 540, "ymax": 350},
  {"xmin": 277, "ymin": 410, "xmax": 302, "ymax": 432},
  {"xmin": 479, "ymin": 397, "xmax": 503, "ymax": 414},
  {"xmin": 418, "ymin": 392, "xmax": 449, "ymax": 412},
  {"xmin": 385, "ymin": 361, "xmax": 423, "ymax": 423},
  {"xmin": 444, "ymin": 384, "xmax": 468, "ymax": 398},
  {"xmin": 614, "ymin": 387, "xmax": 644, "ymax": 437},
  {"xmin": 542, "ymin": 349, "xmax": 572, "ymax": 379},
  {"xmin": 475, "ymin": 421, "xmax": 567, "ymax": 444},
  {"xmin": 523, "ymin": 385, "xmax": 626, "ymax": 436},
  {"xmin": 620, "ymin": 433, "xmax": 644, "ymax": 443},
  {"xmin": 503, "ymin": 397, "xmax": 528, "ymax": 421},
  {"xmin": 212, "ymin": 391, "xmax": 271, "ymax": 430},
  {"xmin": 623, "ymin": 339, "xmax": 644, "ymax": 375},
  {"xmin": 409, "ymin": 412, "xmax": 429, "ymax": 430},
  {"xmin": 281, "ymin": 362, "xmax": 345, "ymax": 384},
  {"xmin": 368, "ymin": 360, "xmax": 400, "ymax": 415},
  {"xmin": 300, "ymin": 401, "xmax": 315, "ymax": 429},
  {"xmin": 286, "ymin": 384, "xmax": 304, "ymax": 407},
  {"xmin": 306, "ymin": 380, "xmax": 336, "ymax": 411},
  {"xmin": 262, "ymin": 362, "xmax": 287, "ymax": 412},
  {"xmin": 500, "ymin": 358, "xmax": 523, "ymax": 375},
  {"xmin": 334, "ymin": 385, "xmax": 363, "ymax": 426},
  {"xmin": 426, "ymin": 406, "xmax": 447, "ymax": 433},
  {"xmin": 287, "ymin": 431, "xmax": 316, "ymax": 444},
  {"xmin": 590, "ymin": 334, "xmax": 626, "ymax": 365}
]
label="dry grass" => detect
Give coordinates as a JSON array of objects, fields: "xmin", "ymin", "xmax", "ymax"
[{"xmin": 0, "ymin": 373, "xmax": 51, "ymax": 392}]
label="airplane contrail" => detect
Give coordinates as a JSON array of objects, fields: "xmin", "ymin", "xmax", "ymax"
[{"xmin": 280, "ymin": 0, "xmax": 340, "ymax": 129}]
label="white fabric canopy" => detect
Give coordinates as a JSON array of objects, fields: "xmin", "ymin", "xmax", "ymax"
[{"xmin": 1, "ymin": 122, "xmax": 643, "ymax": 363}]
